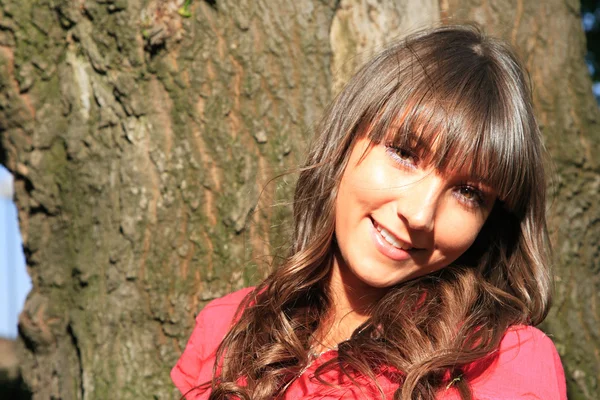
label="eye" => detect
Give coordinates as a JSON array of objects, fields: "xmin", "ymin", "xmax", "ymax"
[
  {"xmin": 385, "ymin": 144, "xmax": 419, "ymax": 169},
  {"xmin": 454, "ymin": 185, "xmax": 486, "ymax": 208}
]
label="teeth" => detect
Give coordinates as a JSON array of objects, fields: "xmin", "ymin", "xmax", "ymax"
[{"xmin": 375, "ymin": 223, "xmax": 413, "ymax": 250}]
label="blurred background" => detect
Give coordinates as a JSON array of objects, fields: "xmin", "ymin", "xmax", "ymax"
[
  {"xmin": 1, "ymin": 0, "xmax": 599, "ymax": 399},
  {"xmin": 0, "ymin": 165, "xmax": 30, "ymax": 398},
  {"xmin": 583, "ymin": 0, "xmax": 600, "ymax": 101}
]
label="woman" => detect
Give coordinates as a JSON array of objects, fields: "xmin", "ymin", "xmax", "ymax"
[{"xmin": 172, "ymin": 24, "xmax": 567, "ymax": 399}]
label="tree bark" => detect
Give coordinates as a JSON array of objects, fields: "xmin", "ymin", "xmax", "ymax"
[
  {"xmin": 329, "ymin": 0, "xmax": 439, "ymax": 93},
  {"xmin": 0, "ymin": 0, "xmax": 598, "ymax": 399},
  {"xmin": 1, "ymin": 0, "xmax": 335, "ymax": 398}
]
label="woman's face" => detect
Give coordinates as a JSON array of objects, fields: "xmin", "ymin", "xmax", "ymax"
[{"xmin": 334, "ymin": 137, "xmax": 496, "ymax": 289}]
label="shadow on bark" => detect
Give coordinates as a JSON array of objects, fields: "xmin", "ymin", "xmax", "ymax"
[{"xmin": 0, "ymin": 373, "xmax": 32, "ymax": 400}]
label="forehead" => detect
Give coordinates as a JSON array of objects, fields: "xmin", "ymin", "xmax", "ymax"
[
  {"xmin": 364, "ymin": 105, "xmax": 497, "ymax": 173},
  {"xmin": 360, "ymin": 130, "xmax": 495, "ymax": 188}
]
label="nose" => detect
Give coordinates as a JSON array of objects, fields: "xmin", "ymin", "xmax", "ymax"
[{"xmin": 396, "ymin": 173, "xmax": 443, "ymax": 233}]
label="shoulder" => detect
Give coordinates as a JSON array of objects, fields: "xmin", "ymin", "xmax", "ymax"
[
  {"xmin": 171, "ymin": 287, "xmax": 255, "ymax": 398},
  {"xmin": 191, "ymin": 286, "xmax": 256, "ymax": 352},
  {"xmin": 496, "ymin": 325, "xmax": 565, "ymax": 378},
  {"xmin": 465, "ymin": 325, "xmax": 567, "ymax": 400},
  {"xmin": 196, "ymin": 287, "xmax": 256, "ymax": 324},
  {"xmin": 502, "ymin": 324, "xmax": 555, "ymax": 343}
]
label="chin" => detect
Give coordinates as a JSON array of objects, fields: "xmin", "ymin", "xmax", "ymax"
[
  {"xmin": 354, "ymin": 268, "xmax": 412, "ymax": 289},
  {"xmin": 358, "ymin": 265, "xmax": 438, "ymax": 289}
]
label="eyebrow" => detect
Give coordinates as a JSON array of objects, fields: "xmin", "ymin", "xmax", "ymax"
[
  {"xmin": 384, "ymin": 130, "xmax": 437, "ymax": 164},
  {"xmin": 385, "ymin": 130, "xmax": 431, "ymax": 148}
]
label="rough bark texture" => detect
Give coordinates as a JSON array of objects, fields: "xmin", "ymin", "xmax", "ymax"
[
  {"xmin": 1, "ymin": 0, "xmax": 335, "ymax": 398},
  {"xmin": 0, "ymin": 0, "xmax": 598, "ymax": 399},
  {"xmin": 441, "ymin": 1, "xmax": 600, "ymax": 398},
  {"xmin": 329, "ymin": 0, "xmax": 438, "ymax": 93}
]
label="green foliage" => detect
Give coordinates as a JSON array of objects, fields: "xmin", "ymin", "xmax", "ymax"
[{"xmin": 178, "ymin": 0, "xmax": 194, "ymax": 18}]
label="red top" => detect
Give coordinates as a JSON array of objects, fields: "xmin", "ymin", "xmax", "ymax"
[{"xmin": 172, "ymin": 288, "xmax": 567, "ymax": 399}]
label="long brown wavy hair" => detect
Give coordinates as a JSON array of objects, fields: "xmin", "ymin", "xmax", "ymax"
[{"xmin": 201, "ymin": 24, "xmax": 552, "ymax": 400}]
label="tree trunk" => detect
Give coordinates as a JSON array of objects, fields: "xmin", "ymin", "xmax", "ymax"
[
  {"xmin": 0, "ymin": 0, "xmax": 597, "ymax": 399},
  {"xmin": 1, "ymin": 0, "xmax": 335, "ymax": 398}
]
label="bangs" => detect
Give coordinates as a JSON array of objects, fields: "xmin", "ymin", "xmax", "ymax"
[{"xmin": 362, "ymin": 50, "xmax": 537, "ymax": 215}]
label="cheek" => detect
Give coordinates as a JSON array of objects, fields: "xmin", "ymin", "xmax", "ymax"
[
  {"xmin": 435, "ymin": 212, "xmax": 485, "ymax": 259},
  {"xmin": 338, "ymin": 158, "xmax": 396, "ymax": 210}
]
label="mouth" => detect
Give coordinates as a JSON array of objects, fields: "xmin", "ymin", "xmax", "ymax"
[{"xmin": 371, "ymin": 218, "xmax": 416, "ymax": 251}]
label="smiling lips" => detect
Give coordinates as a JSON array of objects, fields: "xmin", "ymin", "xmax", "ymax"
[
  {"xmin": 375, "ymin": 223, "xmax": 413, "ymax": 250},
  {"xmin": 370, "ymin": 218, "xmax": 419, "ymax": 261}
]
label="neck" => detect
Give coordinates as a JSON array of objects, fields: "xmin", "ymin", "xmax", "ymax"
[{"xmin": 314, "ymin": 249, "xmax": 388, "ymax": 351}]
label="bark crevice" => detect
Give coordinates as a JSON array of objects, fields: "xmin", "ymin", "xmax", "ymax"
[{"xmin": 67, "ymin": 323, "xmax": 84, "ymax": 400}]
